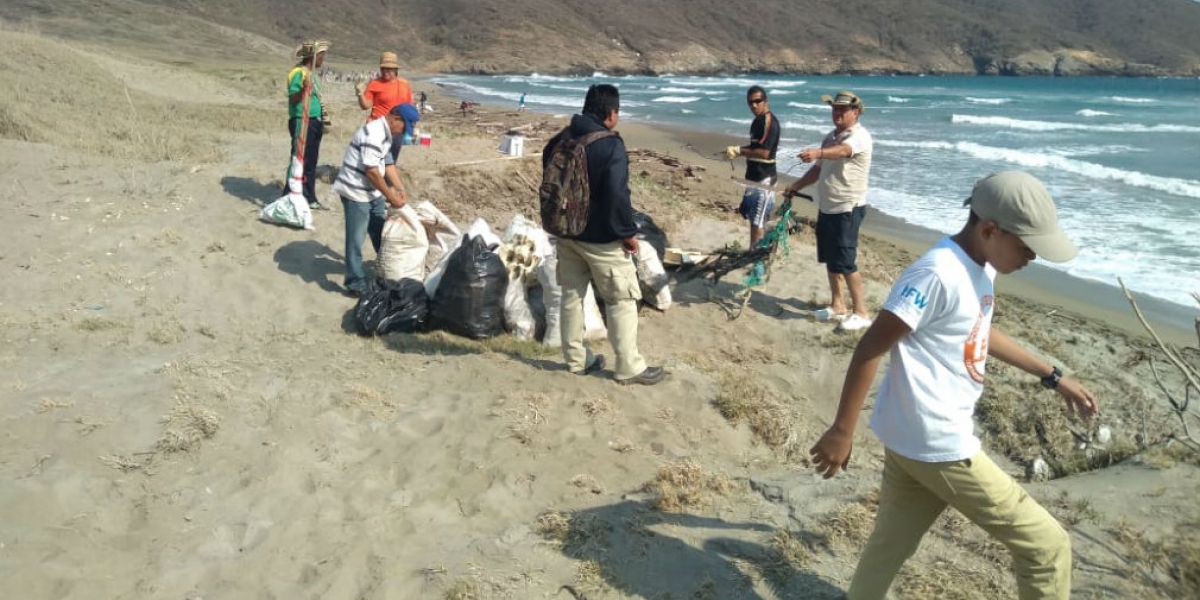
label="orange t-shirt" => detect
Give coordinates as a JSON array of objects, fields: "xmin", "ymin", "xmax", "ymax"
[{"xmin": 364, "ymin": 77, "xmax": 414, "ymax": 120}]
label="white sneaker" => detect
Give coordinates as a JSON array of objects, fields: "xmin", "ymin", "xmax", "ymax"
[
  {"xmin": 840, "ymin": 314, "xmax": 873, "ymax": 331},
  {"xmin": 813, "ymin": 307, "xmax": 848, "ymax": 322}
]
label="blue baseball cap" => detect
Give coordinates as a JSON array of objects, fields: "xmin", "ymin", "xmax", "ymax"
[{"xmin": 389, "ymin": 103, "xmax": 420, "ymax": 130}]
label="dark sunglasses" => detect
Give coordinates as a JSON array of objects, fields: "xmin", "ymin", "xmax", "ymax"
[{"xmin": 747, "ymin": 97, "xmax": 766, "ymax": 105}]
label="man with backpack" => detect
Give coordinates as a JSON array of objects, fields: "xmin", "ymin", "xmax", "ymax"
[{"xmin": 540, "ymin": 84, "xmax": 665, "ymax": 386}]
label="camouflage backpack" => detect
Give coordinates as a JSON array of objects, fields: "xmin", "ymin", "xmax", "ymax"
[{"xmin": 539, "ymin": 129, "xmax": 616, "ymax": 237}]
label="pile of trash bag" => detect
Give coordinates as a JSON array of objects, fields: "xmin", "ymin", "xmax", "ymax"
[
  {"xmin": 430, "ymin": 233, "xmax": 509, "ymax": 339},
  {"xmin": 353, "ymin": 278, "xmax": 430, "ymax": 335},
  {"xmin": 351, "ymin": 206, "xmax": 675, "ymax": 343}
]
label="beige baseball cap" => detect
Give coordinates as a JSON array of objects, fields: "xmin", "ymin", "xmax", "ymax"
[{"xmin": 963, "ymin": 171, "xmax": 1078, "ymax": 262}]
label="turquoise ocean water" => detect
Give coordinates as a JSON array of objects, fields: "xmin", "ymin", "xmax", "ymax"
[{"xmin": 436, "ymin": 73, "xmax": 1200, "ymax": 311}]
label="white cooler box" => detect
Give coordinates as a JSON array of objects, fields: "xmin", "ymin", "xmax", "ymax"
[{"xmin": 498, "ymin": 134, "xmax": 525, "ymax": 157}]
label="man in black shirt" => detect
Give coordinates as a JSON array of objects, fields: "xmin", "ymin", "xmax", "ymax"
[{"xmin": 726, "ymin": 86, "xmax": 781, "ymax": 247}]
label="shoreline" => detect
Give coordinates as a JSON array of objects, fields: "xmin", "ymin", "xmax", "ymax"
[
  {"xmin": 427, "ymin": 81, "xmax": 1197, "ymax": 347},
  {"xmin": 615, "ymin": 122, "xmax": 1198, "ymax": 347}
]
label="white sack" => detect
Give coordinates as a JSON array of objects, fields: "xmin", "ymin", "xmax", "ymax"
[{"xmin": 378, "ymin": 204, "xmax": 429, "ymax": 282}]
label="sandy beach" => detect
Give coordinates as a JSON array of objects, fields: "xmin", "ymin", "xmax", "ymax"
[{"xmin": 1, "ymin": 30, "xmax": 1198, "ymax": 600}]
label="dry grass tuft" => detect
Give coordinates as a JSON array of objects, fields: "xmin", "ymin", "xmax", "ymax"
[
  {"xmin": 385, "ymin": 330, "xmax": 558, "ymax": 360},
  {"xmin": 534, "ymin": 510, "xmax": 612, "ymax": 557},
  {"xmin": 147, "ymin": 322, "xmax": 185, "ymax": 345},
  {"xmin": 495, "ymin": 392, "xmax": 550, "ymax": 445},
  {"xmin": 768, "ymin": 529, "xmax": 810, "ymax": 569},
  {"xmin": 36, "ymin": 397, "xmax": 73, "ymax": 413},
  {"xmin": 643, "ymin": 460, "xmax": 737, "ymax": 512},
  {"xmin": 339, "ymin": 383, "xmax": 401, "ymax": 414},
  {"xmin": 442, "ymin": 576, "xmax": 484, "ymax": 600},
  {"xmin": 534, "ymin": 510, "xmax": 572, "ymax": 544},
  {"xmin": 1106, "ymin": 518, "xmax": 1200, "ymax": 597},
  {"xmin": 569, "ymin": 474, "xmax": 603, "ymax": 494},
  {"xmin": 894, "ymin": 558, "xmax": 1009, "ymax": 600},
  {"xmin": 756, "ymin": 528, "xmax": 811, "ymax": 589},
  {"xmin": 820, "ymin": 491, "xmax": 879, "ymax": 550},
  {"xmin": 818, "ymin": 329, "xmax": 861, "ymax": 353},
  {"xmin": 712, "ymin": 371, "xmax": 799, "ymax": 459},
  {"xmin": 156, "ymin": 401, "xmax": 220, "ymax": 453},
  {"xmin": 1044, "ymin": 490, "xmax": 1102, "ymax": 527},
  {"xmin": 76, "ymin": 317, "xmax": 126, "ymax": 332},
  {"xmin": 574, "ymin": 559, "xmax": 610, "ymax": 595},
  {"xmin": 582, "ymin": 396, "xmax": 614, "ymax": 416}
]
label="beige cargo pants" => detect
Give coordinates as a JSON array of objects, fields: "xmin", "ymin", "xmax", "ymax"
[
  {"xmin": 849, "ymin": 449, "xmax": 1071, "ymax": 600},
  {"xmin": 555, "ymin": 238, "xmax": 647, "ymax": 381}
]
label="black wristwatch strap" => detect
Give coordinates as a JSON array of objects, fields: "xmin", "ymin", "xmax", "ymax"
[{"xmin": 1040, "ymin": 366, "xmax": 1062, "ymax": 389}]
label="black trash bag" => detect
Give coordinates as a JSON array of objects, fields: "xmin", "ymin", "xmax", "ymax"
[
  {"xmin": 430, "ymin": 234, "xmax": 509, "ymax": 339},
  {"xmin": 633, "ymin": 211, "xmax": 668, "ymax": 260},
  {"xmin": 354, "ymin": 278, "xmax": 430, "ymax": 336}
]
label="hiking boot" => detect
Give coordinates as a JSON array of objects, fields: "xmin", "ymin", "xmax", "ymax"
[
  {"xmin": 309, "ymin": 200, "xmax": 331, "ymax": 211},
  {"xmin": 618, "ymin": 366, "xmax": 666, "ymax": 386},
  {"xmin": 571, "ymin": 354, "xmax": 606, "ymax": 376}
]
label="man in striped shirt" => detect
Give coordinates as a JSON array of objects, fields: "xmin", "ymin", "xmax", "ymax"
[{"xmin": 332, "ymin": 103, "xmax": 419, "ymax": 296}]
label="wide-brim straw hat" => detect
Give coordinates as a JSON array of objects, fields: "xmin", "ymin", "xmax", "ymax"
[
  {"xmin": 821, "ymin": 90, "xmax": 865, "ymax": 112},
  {"xmin": 379, "ymin": 52, "xmax": 400, "ymax": 69},
  {"xmin": 296, "ymin": 39, "xmax": 331, "ymax": 59}
]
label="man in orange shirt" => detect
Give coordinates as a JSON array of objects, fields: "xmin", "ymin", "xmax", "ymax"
[{"xmin": 355, "ymin": 51, "xmax": 413, "ymax": 159}]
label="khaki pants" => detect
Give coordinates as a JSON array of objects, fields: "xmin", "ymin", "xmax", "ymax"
[
  {"xmin": 850, "ymin": 450, "xmax": 1071, "ymax": 600},
  {"xmin": 556, "ymin": 238, "xmax": 647, "ymax": 380}
]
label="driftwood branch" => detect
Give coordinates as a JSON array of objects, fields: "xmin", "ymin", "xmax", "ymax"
[
  {"xmin": 1118, "ymin": 279, "xmax": 1200, "ymax": 391},
  {"xmin": 1120, "ymin": 277, "xmax": 1200, "ymax": 448}
]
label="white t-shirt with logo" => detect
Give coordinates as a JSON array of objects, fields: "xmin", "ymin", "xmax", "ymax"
[{"xmin": 869, "ymin": 236, "xmax": 996, "ymax": 462}]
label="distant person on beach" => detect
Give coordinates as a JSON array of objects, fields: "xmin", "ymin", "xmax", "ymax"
[
  {"xmin": 809, "ymin": 171, "xmax": 1099, "ymax": 600},
  {"xmin": 460, "ymin": 100, "xmax": 474, "ymax": 117},
  {"xmin": 331, "ymin": 103, "xmax": 420, "ymax": 297},
  {"xmin": 542, "ymin": 84, "xmax": 665, "ymax": 386},
  {"xmin": 518, "ymin": 91, "xmax": 527, "ymax": 112},
  {"xmin": 354, "ymin": 51, "xmax": 413, "ymax": 160},
  {"xmin": 784, "ymin": 90, "xmax": 873, "ymax": 331},
  {"xmin": 286, "ymin": 39, "xmax": 331, "ymax": 211},
  {"xmin": 726, "ymin": 86, "xmax": 780, "ymax": 248},
  {"xmin": 419, "ymin": 90, "xmax": 428, "ymax": 113}
]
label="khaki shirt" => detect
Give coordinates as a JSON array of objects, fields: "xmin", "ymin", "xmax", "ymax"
[{"xmin": 816, "ymin": 124, "xmax": 873, "ymax": 215}]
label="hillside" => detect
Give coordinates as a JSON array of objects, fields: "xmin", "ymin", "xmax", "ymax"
[{"xmin": 2, "ymin": 0, "xmax": 1199, "ymax": 75}]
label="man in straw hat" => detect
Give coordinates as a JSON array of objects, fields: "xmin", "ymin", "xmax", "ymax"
[
  {"xmin": 785, "ymin": 90, "xmax": 873, "ymax": 330},
  {"xmin": 355, "ymin": 51, "xmax": 413, "ymax": 160},
  {"xmin": 809, "ymin": 171, "xmax": 1099, "ymax": 600},
  {"xmin": 287, "ymin": 39, "xmax": 331, "ymax": 210},
  {"xmin": 332, "ymin": 103, "xmax": 420, "ymax": 296}
]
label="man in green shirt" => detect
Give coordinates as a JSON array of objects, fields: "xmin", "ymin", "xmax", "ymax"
[{"xmin": 286, "ymin": 40, "xmax": 330, "ymax": 210}]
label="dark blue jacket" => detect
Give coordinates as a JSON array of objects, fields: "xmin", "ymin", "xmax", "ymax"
[{"xmin": 542, "ymin": 113, "xmax": 636, "ymax": 244}]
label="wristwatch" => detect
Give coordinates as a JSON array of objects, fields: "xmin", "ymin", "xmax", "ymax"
[{"xmin": 1040, "ymin": 366, "xmax": 1063, "ymax": 389}]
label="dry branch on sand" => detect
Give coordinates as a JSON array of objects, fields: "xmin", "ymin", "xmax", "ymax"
[{"xmin": 1119, "ymin": 278, "xmax": 1200, "ymax": 452}]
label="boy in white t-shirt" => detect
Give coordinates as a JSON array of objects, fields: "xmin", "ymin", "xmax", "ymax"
[{"xmin": 809, "ymin": 171, "xmax": 1100, "ymax": 600}]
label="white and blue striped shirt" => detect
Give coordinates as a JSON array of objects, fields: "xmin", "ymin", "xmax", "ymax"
[{"xmin": 332, "ymin": 117, "xmax": 393, "ymax": 203}]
